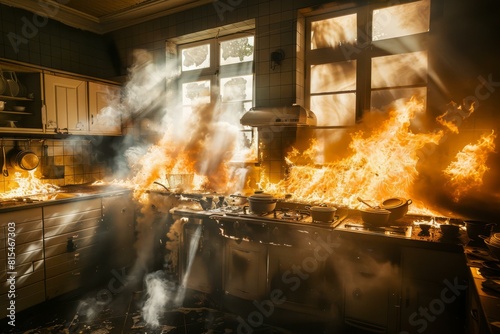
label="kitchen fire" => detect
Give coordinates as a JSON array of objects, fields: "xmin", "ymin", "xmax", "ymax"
[{"xmin": 0, "ymin": 0, "xmax": 500, "ymax": 333}]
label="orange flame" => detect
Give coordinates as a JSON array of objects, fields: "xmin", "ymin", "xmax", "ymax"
[
  {"xmin": 443, "ymin": 130, "xmax": 496, "ymax": 201},
  {"xmin": 262, "ymin": 97, "xmax": 445, "ymax": 214},
  {"xmin": 0, "ymin": 171, "xmax": 59, "ymax": 199}
]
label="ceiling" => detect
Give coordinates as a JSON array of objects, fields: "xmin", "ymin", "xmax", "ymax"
[{"xmin": 0, "ymin": 0, "xmax": 212, "ymax": 34}]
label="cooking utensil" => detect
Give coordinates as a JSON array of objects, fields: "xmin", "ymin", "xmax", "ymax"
[
  {"xmin": 357, "ymin": 197, "xmax": 376, "ymax": 208},
  {"xmin": 14, "ymin": 73, "xmax": 27, "ymax": 97},
  {"xmin": 440, "ymin": 224, "xmax": 460, "ymax": 237},
  {"xmin": 484, "ymin": 238, "xmax": 500, "ymax": 260},
  {"xmin": 380, "ymin": 197, "xmax": 412, "ymax": 223},
  {"xmin": 247, "ymin": 192, "xmax": 278, "ymax": 214},
  {"xmin": 464, "ymin": 220, "xmax": 495, "ymax": 241},
  {"xmin": 8, "ymin": 141, "xmax": 39, "ymax": 171},
  {"xmin": 359, "ymin": 207, "xmax": 391, "ymax": 226},
  {"xmin": 309, "ymin": 205, "xmax": 337, "ymax": 223},
  {"xmin": 2, "ymin": 143, "xmax": 8, "ymax": 177}
]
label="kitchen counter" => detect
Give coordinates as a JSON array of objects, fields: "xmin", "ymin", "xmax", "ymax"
[{"xmin": 0, "ymin": 184, "xmax": 132, "ymax": 212}]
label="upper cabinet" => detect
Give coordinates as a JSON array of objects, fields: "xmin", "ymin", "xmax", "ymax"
[
  {"xmin": 44, "ymin": 74, "xmax": 122, "ymax": 136},
  {"xmin": 0, "ymin": 66, "xmax": 44, "ymax": 133},
  {"xmin": 44, "ymin": 74, "xmax": 88, "ymax": 133},
  {"xmin": 88, "ymin": 82, "xmax": 122, "ymax": 135}
]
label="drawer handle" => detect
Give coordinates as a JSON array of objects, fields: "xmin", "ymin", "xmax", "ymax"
[{"xmin": 72, "ymin": 271, "xmax": 81, "ymax": 276}]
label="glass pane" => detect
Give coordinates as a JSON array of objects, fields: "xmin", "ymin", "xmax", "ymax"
[
  {"xmin": 220, "ymin": 36, "xmax": 254, "ymax": 65},
  {"xmin": 310, "ymin": 93, "xmax": 356, "ymax": 126},
  {"xmin": 371, "ymin": 51, "xmax": 427, "ymax": 88},
  {"xmin": 182, "ymin": 80, "xmax": 211, "ymax": 105},
  {"xmin": 311, "ymin": 13, "xmax": 357, "ymax": 49},
  {"xmin": 372, "ymin": 0, "xmax": 430, "ymax": 41},
  {"xmin": 220, "ymin": 75, "xmax": 253, "ymax": 102},
  {"xmin": 311, "ymin": 61, "xmax": 356, "ymax": 94},
  {"xmin": 371, "ymin": 87, "xmax": 427, "ymax": 111},
  {"xmin": 181, "ymin": 44, "xmax": 210, "ymax": 71}
]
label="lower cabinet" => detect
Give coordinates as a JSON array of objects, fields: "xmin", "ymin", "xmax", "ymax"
[
  {"xmin": 400, "ymin": 247, "xmax": 468, "ymax": 334},
  {"xmin": 0, "ymin": 208, "xmax": 45, "ymax": 318},
  {"xmin": 43, "ymin": 198, "xmax": 103, "ymax": 299}
]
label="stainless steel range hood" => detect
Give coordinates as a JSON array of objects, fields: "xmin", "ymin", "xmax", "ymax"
[{"xmin": 240, "ymin": 105, "xmax": 317, "ymax": 127}]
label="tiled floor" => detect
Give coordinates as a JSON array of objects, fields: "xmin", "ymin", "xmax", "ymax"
[{"xmin": 0, "ymin": 277, "xmax": 328, "ymax": 334}]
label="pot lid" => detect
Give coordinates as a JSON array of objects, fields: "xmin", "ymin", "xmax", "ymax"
[
  {"xmin": 249, "ymin": 193, "xmax": 275, "ymax": 200},
  {"xmin": 381, "ymin": 197, "xmax": 407, "ymax": 208}
]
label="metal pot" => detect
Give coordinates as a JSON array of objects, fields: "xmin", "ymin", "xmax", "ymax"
[
  {"xmin": 464, "ymin": 220, "xmax": 495, "ymax": 241},
  {"xmin": 360, "ymin": 208, "xmax": 391, "ymax": 227},
  {"xmin": 247, "ymin": 193, "xmax": 277, "ymax": 214},
  {"xmin": 380, "ymin": 197, "xmax": 412, "ymax": 223},
  {"xmin": 8, "ymin": 143, "xmax": 39, "ymax": 171},
  {"xmin": 310, "ymin": 206, "xmax": 337, "ymax": 223}
]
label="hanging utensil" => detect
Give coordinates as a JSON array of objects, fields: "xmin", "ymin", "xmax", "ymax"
[{"xmin": 2, "ymin": 142, "xmax": 8, "ymax": 177}]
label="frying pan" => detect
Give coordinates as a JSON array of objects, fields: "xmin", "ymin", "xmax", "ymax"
[{"xmin": 0, "ymin": 69, "xmax": 7, "ymax": 95}]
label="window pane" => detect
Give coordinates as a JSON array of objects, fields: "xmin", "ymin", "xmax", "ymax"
[
  {"xmin": 311, "ymin": 13, "xmax": 357, "ymax": 49},
  {"xmin": 372, "ymin": 0, "xmax": 430, "ymax": 41},
  {"xmin": 311, "ymin": 93, "xmax": 356, "ymax": 126},
  {"xmin": 182, "ymin": 80, "xmax": 211, "ymax": 105},
  {"xmin": 311, "ymin": 61, "xmax": 356, "ymax": 93},
  {"xmin": 220, "ymin": 75, "xmax": 253, "ymax": 102},
  {"xmin": 371, "ymin": 51, "xmax": 427, "ymax": 88},
  {"xmin": 181, "ymin": 44, "xmax": 210, "ymax": 71},
  {"xmin": 220, "ymin": 37, "xmax": 254, "ymax": 65},
  {"xmin": 371, "ymin": 87, "xmax": 427, "ymax": 111}
]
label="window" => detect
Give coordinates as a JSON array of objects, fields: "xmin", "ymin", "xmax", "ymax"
[
  {"xmin": 178, "ymin": 33, "xmax": 257, "ymax": 161},
  {"xmin": 305, "ymin": 0, "xmax": 431, "ymax": 126}
]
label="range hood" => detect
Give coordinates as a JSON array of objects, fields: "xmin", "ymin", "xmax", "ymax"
[{"xmin": 240, "ymin": 105, "xmax": 317, "ymax": 127}]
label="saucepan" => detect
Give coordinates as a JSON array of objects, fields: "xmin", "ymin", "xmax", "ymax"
[
  {"xmin": 246, "ymin": 192, "xmax": 279, "ymax": 214},
  {"xmin": 8, "ymin": 141, "xmax": 39, "ymax": 171},
  {"xmin": 464, "ymin": 220, "xmax": 496, "ymax": 242}
]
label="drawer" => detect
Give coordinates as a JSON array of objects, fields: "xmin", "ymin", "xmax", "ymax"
[
  {"xmin": 0, "ymin": 220, "xmax": 42, "ymax": 247},
  {"xmin": 0, "ymin": 259, "xmax": 44, "ymax": 278},
  {"xmin": 0, "ymin": 280, "xmax": 45, "ymax": 318},
  {"xmin": 45, "ymin": 245, "xmax": 96, "ymax": 278},
  {"xmin": 44, "ymin": 234, "xmax": 99, "ymax": 258},
  {"xmin": 44, "ymin": 226, "xmax": 99, "ymax": 250},
  {"xmin": 1, "ymin": 248, "xmax": 44, "ymax": 268},
  {"xmin": 44, "ymin": 216, "xmax": 101, "ymax": 238},
  {"xmin": 43, "ymin": 198, "xmax": 101, "ymax": 218},
  {"xmin": 44, "ymin": 208, "xmax": 102, "ymax": 229},
  {"xmin": 0, "ymin": 264, "xmax": 44, "ymax": 294},
  {"xmin": 0, "ymin": 207, "xmax": 43, "ymax": 227}
]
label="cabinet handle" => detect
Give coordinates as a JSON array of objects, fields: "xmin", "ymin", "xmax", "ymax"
[
  {"xmin": 72, "ymin": 271, "xmax": 81, "ymax": 276},
  {"xmin": 91, "ymin": 114, "xmax": 94, "ymax": 124},
  {"xmin": 470, "ymin": 309, "xmax": 479, "ymax": 321}
]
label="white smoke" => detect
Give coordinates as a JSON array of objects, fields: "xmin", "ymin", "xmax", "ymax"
[{"xmin": 142, "ymin": 271, "xmax": 170, "ymax": 327}]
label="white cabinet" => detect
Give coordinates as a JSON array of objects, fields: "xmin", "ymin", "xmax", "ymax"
[
  {"xmin": 88, "ymin": 82, "xmax": 122, "ymax": 135},
  {"xmin": 44, "ymin": 74, "xmax": 88, "ymax": 133}
]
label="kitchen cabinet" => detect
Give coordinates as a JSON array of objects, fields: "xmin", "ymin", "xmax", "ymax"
[
  {"xmin": 43, "ymin": 198, "xmax": 103, "ymax": 299},
  {"xmin": 43, "ymin": 73, "xmax": 88, "ymax": 133},
  {"xmin": 101, "ymin": 192, "xmax": 135, "ymax": 270},
  {"xmin": 88, "ymin": 82, "xmax": 122, "ymax": 135},
  {"xmin": 0, "ymin": 65, "xmax": 44, "ymax": 133},
  {"xmin": 0, "ymin": 208, "xmax": 45, "ymax": 318},
  {"xmin": 224, "ymin": 238, "xmax": 268, "ymax": 301},
  {"xmin": 399, "ymin": 247, "xmax": 468, "ymax": 334},
  {"xmin": 179, "ymin": 218, "xmax": 222, "ymax": 294}
]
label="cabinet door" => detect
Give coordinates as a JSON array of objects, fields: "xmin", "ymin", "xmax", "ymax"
[
  {"xmin": 44, "ymin": 73, "xmax": 88, "ymax": 133},
  {"xmin": 88, "ymin": 82, "xmax": 122, "ymax": 135}
]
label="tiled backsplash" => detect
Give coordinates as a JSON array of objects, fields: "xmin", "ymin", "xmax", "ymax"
[{"xmin": 0, "ymin": 139, "xmax": 108, "ymax": 194}]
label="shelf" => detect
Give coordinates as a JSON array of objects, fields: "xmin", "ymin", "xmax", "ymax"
[
  {"xmin": 0, "ymin": 110, "xmax": 31, "ymax": 115},
  {"xmin": 0, "ymin": 95, "xmax": 34, "ymax": 101}
]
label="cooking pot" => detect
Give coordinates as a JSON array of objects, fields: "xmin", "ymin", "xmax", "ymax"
[
  {"xmin": 440, "ymin": 224, "xmax": 460, "ymax": 237},
  {"xmin": 8, "ymin": 143, "xmax": 39, "ymax": 171},
  {"xmin": 309, "ymin": 206, "xmax": 337, "ymax": 223},
  {"xmin": 380, "ymin": 197, "xmax": 412, "ymax": 223},
  {"xmin": 464, "ymin": 220, "xmax": 495, "ymax": 242},
  {"xmin": 360, "ymin": 208, "xmax": 391, "ymax": 227},
  {"xmin": 247, "ymin": 193, "xmax": 278, "ymax": 214}
]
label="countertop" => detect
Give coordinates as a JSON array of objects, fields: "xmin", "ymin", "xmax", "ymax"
[{"xmin": 0, "ymin": 184, "xmax": 132, "ymax": 213}]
